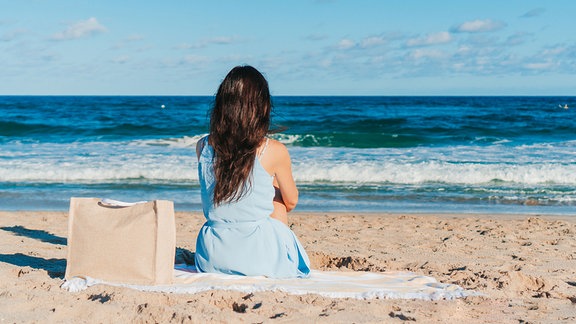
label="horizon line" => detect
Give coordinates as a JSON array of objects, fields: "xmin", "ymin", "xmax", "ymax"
[{"xmin": 0, "ymin": 94, "xmax": 575, "ymax": 97}]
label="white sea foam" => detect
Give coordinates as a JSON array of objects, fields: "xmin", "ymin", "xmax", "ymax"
[
  {"xmin": 2, "ymin": 154, "xmax": 576, "ymax": 186},
  {"xmin": 292, "ymin": 160, "xmax": 576, "ymax": 185},
  {"xmin": 128, "ymin": 135, "xmax": 206, "ymax": 148},
  {"xmin": 270, "ymin": 133, "xmax": 322, "ymax": 145},
  {"xmin": 126, "ymin": 133, "xmax": 316, "ymax": 148},
  {"xmin": 0, "ymin": 140, "xmax": 198, "ymax": 182},
  {"xmin": 126, "ymin": 133, "xmax": 324, "ymax": 148},
  {"xmin": 2, "ymin": 139, "xmax": 576, "ymax": 186},
  {"xmin": 0, "ymin": 157, "xmax": 198, "ymax": 183}
]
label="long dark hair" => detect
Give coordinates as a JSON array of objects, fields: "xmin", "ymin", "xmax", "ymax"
[{"xmin": 209, "ymin": 65, "xmax": 272, "ymax": 205}]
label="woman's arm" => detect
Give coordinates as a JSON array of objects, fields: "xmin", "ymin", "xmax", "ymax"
[{"xmin": 266, "ymin": 140, "xmax": 298, "ymax": 212}]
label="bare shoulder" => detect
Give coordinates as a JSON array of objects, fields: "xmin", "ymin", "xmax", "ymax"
[
  {"xmin": 260, "ymin": 138, "xmax": 291, "ymax": 174},
  {"xmin": 267, "ymin": 139, "xmax": 290, "ymax": 159},
  {"xmin": 267, "ymin": 138, "xmax": 286, "ymax": 150}
]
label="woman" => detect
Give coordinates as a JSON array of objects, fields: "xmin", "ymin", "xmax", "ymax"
[{"xmin": 194, "ymin": 65, "xmax": 311, "ymax": 278}]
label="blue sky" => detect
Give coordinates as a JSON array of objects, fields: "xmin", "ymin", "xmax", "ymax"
[{"xmin": 0, "ymin": 0, "xmax": 574, "ymax": 95}]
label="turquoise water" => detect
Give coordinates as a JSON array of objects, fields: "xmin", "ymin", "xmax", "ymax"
[{"xmin": 1, "ymin": 96, "xmax": 575, "ymax": 214}]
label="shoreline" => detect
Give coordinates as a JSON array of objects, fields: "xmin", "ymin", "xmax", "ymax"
[
  {"xmin": 1, "ymin": 210, "xmax": 575, "ymax": 322},
  {"xmin": 4, "ymin": 208, "xmax": 576, "ymax": 217}
]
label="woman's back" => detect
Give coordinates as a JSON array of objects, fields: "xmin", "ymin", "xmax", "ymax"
[{"xmin": 198, "ymin": 138, "xmax": 274, "ymax": 223}]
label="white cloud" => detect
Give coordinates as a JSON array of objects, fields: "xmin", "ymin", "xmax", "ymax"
[
  {"xmin": 1, "ymin": 29, "xmax": 27, "ymax": 42},
  {"xmin": 337, "ymin": 38, "xmax": 355, "ymax": 50},
  {"xmin": 181, "ymin": 55, "xmax": 210, "ymax": 65},
  {"xmin": 52, "ymin": 17, "xmax": 107, "ymax": 41},
  {"xmin": 464, "ymin": 34, "xmax": 499, "ymax": 46},
  {"xmin": 206, "ymin": 36, "xmax": 236, "ymax": 45},
  {"xmin": 319, "ymin": 57, "xmax": 332, "ymax": 68},
  {"xmin": 305, "ymin": 33, "xmax": 328, "ymax": 41},
  {"xmin": 124, "ymin": 34, "xmax": 144, "ymax": 42},
  {"xmin": 174, "ymin": 43, "xmax": 194, "ymax": 50},
  {"xmin": 408, "ymin": 48, "xmax": 446, "ymax": 60},
  {"xmin": 111, "ymin": 56, "xmax": 130, "ymax": 64},
  {"xmin": 541, "ymin": 46, "xmax": 566, "ymax": 56},
  {"xmin": 357, "ymin": 32, "xmax": 406, "ymax": 48},
  {"xmin": 218, "ymin": 54, "xmax": 253, "ymax": 63},
  {"xmin": 158, "ymin": 55, "xmax": 211, "ymax": 69},
  {"xmin": 406, "ymin": 31, "xmax": 452, "ymax": 47},
  {"xmin": 451, "ymin": 19, "xmax": 506, "ymax": 33},
  {"xmin": 456, "ymin": 45, "xmax": 472, "ymax": 55},
  {"xmin": 523, "ymin": 62, "xmax": 554, "ymax": 70},
  {"xmin": 360, "ymin": 36, "xmax": 386, "ymax": 48},
  {"xmin": 452, "ymin": 62, "xmax": 466, "ymax": 71},
  {"xmin": 111, "ymin": 34, "xmax": 146, "ymax": 50},
  {"xmin": 520, "ymin": 8, "xmax": 545, "ymax": 18},
  {"xmin": 175, "ymin": 36, "xmax": 240, "ymax": 49},
  {"xmin": 505, "ymin": 32, "xmax": 532, "ymax": 46}
]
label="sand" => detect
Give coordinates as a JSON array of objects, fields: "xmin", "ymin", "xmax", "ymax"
[{"xmin": 0, "ymin": 210, "xmax": 575, "ymax": 323}]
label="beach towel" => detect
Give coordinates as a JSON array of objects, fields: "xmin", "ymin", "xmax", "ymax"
[{"xmin": 62, "ymin": 264, "xmax": 478, "ymax": 300}]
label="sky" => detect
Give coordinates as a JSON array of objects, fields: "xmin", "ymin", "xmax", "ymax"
[{"xmin": 0, "ymin": 0, "xmax": 575, "ymax": 95}]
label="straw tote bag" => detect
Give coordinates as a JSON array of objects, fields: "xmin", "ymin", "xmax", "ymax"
[{"xmin": 65, "ymin": 197, "xmax": 176, "ymax": 285}]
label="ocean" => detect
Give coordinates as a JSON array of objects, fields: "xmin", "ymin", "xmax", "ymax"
[{"xmin": 1, "ymin": 96, "xmax": 575, "ymax": 214}]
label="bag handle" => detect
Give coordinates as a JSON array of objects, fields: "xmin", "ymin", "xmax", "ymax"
[{"xmin": 99, "ymin": 198, "xmax": 148, "ymax": 208}]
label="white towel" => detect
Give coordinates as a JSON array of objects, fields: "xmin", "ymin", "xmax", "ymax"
[{"xmin": 62, "ymin": 265, "xmax": 479, "ymax": 300}]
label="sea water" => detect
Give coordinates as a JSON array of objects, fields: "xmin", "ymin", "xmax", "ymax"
[{"xmin": 1, "ymin": 96, "xmax": 575, "ymax": 214}]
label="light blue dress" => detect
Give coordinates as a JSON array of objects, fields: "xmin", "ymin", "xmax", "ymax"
[{"xmin": 194, "ymin": 137, "xmax": 311, "ymax": 278}]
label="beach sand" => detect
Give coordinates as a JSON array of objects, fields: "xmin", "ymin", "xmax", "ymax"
[{"xmin": 0, "ymin": 211, "xmax": 575, "ymax": 323}]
